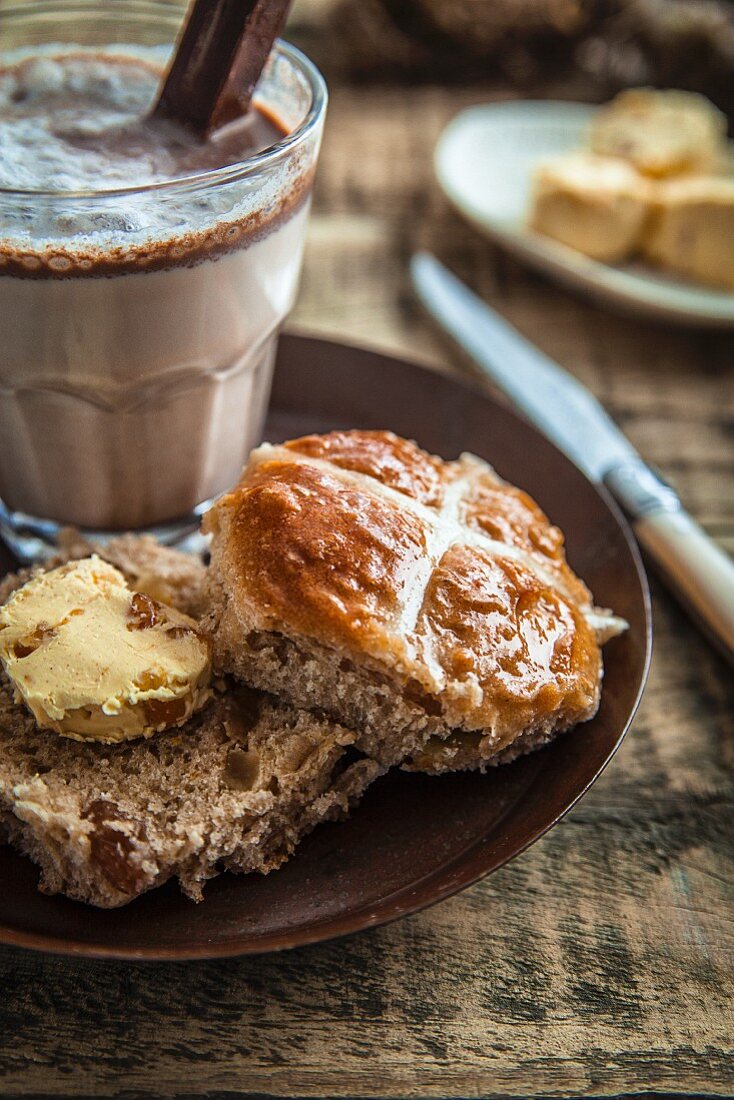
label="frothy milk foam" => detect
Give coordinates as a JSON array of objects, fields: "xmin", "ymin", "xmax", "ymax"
[{"xmin": 0, "ymin": 46, "xmax": 315, "ymax": 529}]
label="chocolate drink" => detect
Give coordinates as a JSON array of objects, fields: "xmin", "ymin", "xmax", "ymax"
[{"xmin": 0, "ymin": 44, "xmax": 324, "ymax": 535}]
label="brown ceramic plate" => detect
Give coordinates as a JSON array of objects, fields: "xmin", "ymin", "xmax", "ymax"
[{"xmin": 0, "ymin": 334, "xmax": 651, "ymax": 959}]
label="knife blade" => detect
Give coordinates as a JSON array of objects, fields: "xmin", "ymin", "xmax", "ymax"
[
  {"xmin": 411, "ymin": 250, "xmax": 734, "ymax": 666},
  {"xmin": 411, "ymin": 251, "xmax": 640, "ymax": 482}
]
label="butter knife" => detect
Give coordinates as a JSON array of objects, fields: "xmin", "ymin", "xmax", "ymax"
[{"xmin": 411, "ymin": 251, "xmax": 734, "ymax": 666}]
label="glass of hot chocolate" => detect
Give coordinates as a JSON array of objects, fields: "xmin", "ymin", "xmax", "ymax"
[{"xmin": 0, "ymin": 1, "xmax": 326, "ymax": 560}]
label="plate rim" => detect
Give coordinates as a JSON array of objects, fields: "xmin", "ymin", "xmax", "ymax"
[
  {"xmin": 435, "ymin": 100, "xmax": 734, "ymax": 328},
  {"xmin": 0, "ymin": 333, "xmax": 652, "ymax": 960}
]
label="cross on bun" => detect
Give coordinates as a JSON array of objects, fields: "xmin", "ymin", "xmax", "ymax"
[{"xmin": 204, "ymin": 430, "xmax": 626, "ymax": 769}]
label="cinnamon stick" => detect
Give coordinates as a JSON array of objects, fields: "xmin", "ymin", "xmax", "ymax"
[{"xmin": 154, "ymin": 0, "xmax": 293, "ymax": 137}]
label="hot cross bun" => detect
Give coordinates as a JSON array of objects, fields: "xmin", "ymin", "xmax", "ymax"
[{"xmin": 203, "ymin": 430, "xmax": 626, "ymax": 769}]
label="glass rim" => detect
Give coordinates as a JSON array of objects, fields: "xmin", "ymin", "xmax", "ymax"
[{"xmin": 0, "ymin": 6, "xmax": 327, "ymax": 201}]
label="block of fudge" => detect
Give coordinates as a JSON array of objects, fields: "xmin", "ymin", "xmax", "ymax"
[
  {"xmin": 590, "ymin": 88, "xmax": 726, "ymax": 179},
  {"xmin": 528, "ymin": 151, "xmax": 652, "ymax": 262},
  {"xmin": 643, "ymin": 176, "xmax": 734, "ymax": 292}
]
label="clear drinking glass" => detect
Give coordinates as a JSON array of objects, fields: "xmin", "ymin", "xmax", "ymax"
[{"xmin": 0, "ymin": 0, "xmax": 327, "ymax": 560}]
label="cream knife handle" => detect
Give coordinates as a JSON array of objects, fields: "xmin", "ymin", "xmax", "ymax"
[{"xmin": 605, "ymin": 462, "xmax": 734, "ymax": 667}]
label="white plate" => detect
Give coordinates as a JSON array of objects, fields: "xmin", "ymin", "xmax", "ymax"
[{"xmin": 435, "ymin": 101, "xmax": 734, "ymax": 328}]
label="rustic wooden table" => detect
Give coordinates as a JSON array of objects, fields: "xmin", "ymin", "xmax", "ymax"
[{"xmin": 1, "ymin": 7, "xmax": 733, "ymax": 1098}]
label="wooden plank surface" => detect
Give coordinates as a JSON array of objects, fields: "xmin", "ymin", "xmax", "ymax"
[{"xmin": 1, "ymin": 10, "xmax": 733, "ymax": 1100}]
